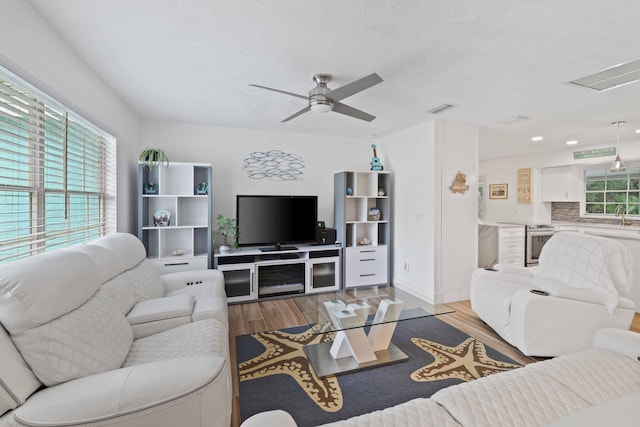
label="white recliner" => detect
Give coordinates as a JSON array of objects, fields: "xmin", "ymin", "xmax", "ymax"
[{"xmin": 471, "ymin": 231, "xmax": 637, "ymax": 357}]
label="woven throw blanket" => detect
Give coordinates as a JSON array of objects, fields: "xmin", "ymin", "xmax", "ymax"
[{"xmin": 534, "ymin": 231, "xmax": 634, "ymax": 312}]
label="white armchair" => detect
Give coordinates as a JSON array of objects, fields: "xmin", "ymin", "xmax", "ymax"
[{"xmin": 471, "ymin": 231, "xmax": 637, "ymax": 357}]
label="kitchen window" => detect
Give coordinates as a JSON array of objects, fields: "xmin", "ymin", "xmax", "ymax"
[
  {"xmin": 0, "ymin": 67, "xmax": 116, "ymax": 264},
  {"xmin": 584, "ymin": 167, "xmax": 640, "ymax": 215}
]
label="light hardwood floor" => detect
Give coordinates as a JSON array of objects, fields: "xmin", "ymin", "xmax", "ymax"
[{"xmin": 228, "ymin": 298, "xmax": 640, "ymax": 427}]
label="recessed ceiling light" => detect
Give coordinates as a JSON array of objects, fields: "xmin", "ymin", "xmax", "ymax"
[
  {"xmin": 566, "ymin": 140, "xmax": 578, "ymax": 145},
  {"xmin": 635, "ymin": 129, "xmax": 640, "ymax": 134},
  {"xmin": 531, "ymin": 136, "xmax": 543, "ymax": 141}
]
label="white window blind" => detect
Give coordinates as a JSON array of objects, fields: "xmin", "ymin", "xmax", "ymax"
[{"xmin": 0, "ymin": 67, "xmax": 116, "ymax": 264}]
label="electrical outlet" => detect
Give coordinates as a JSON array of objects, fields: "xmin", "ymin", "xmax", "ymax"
[{"xmin": 403, "ymin": 261, "xmax": 410, "ymax": 272}]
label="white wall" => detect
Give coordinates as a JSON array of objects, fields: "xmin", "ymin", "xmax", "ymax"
[
  {"xmin": 382, "ymin": 122, "xmax": 436, "ymax": 302},
  {"xmin": 140, "ymin": 121, "xmax": 381, "ymax": 231},
  {"xmin": 382, "ymin": 120, "xmax": 479, "ymax": 304},
  {"xmin": 1, "ymin": 0, "xmax": 141, "ymax": 233},
  {"xmin": 435, "ymin": 121, "xmax": 480, "ymax": 303}
]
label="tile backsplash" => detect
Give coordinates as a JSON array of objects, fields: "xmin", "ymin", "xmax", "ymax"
[{"xmin": 551, "ymin": 202, "xmax": 638, "ymax": 226}]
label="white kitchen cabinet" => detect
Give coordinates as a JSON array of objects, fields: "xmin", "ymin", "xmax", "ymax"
[
  {"xmin": 498, "ymin": 226, "xmax": 525, "ymax": 266},
  {"xmin": 542, "ymin": 166, "xmax": 582, "ymax": 202}
]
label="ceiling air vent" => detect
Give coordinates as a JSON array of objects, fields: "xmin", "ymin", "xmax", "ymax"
[
  {"xmin": 427, "ymin": 104, "xmax": 455, "ymax": 114},
  {"xmin": 569, "ymin": 58, "xmax": 640, "ymax": 92},
  {"xmin": 499, "ymin": 115, "xmax": 529, "ymax": 124}
]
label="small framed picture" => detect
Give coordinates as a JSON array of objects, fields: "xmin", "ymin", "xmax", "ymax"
[{"xmin": 489, "ymin": 184, "xmax": 508, "ymax": 199}]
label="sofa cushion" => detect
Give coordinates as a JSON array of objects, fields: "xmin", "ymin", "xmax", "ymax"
[
  {"xmin": 548, "ymin": 390, "xmax": 640, "ymax": 427},
  {"xmin": 126, "ymin": 295, "xmax": 195, "ymax": 325},
  {"xmin": 523, "ymin": 348, "xmax": 640, "ymax": 404},
  {"xmin": 123, "ymin": 319, "xmax": 228, "ymax": 367},
  {"xmin": 100, "ymin": 276, "xmax": 137, "ymax": 315},
  {"xmin": 88, "ymin": 232, "xmax": 147, "ymax": 272},
  {"xmin": 123, "ymin": 259, "xmax": 164, "ymax": 303},
  {"xmin": 70, "ymin": 243, "xmax": 122, "ymax": 284},
  {"xmin": 192, "ymin": 297, "xmax": 228, "ymax": 326},
  {"xmin": 431, "ymin": 366, "xmax": 591, "ymax": 427},
  {"xmin": 0, "ymin": 248, "xmax": 102, "ymax": 334},
  {"xmin": 317, "ymin": 397, "xmax": 461, "ymax": 427},
  {"xmin": 12, "ymin": 291, "xmax": 133, "ymax": 386}
]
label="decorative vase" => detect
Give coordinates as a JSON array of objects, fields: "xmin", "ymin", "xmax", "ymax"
[
  {"xmin": 219, "ymin": 245, "xmax": 231, "ymax": 253},
  {"xmin": 153, "ymin": 209, "xmax": 171, "ymax": 226},
  {"xmin": 368, "ymin": 207, "xmax": 381, "ymax": 221}
]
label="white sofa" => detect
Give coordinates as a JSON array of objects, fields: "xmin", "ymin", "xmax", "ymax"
[
  {"xmin": 471, "ymin": 231, "xmax": 636, "ymax": 356},
  {"xmin": 241, "ymin": 328, "xmax": 640, "ymax": 427},
  {"xmin": 0, "ymin": 233, "xmax": 230, "ymax": 427}
]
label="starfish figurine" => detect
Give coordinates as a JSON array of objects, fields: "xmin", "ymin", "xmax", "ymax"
[
  {"xmin": 239, "ymin": 328, "xmax": 343, "ymax": 412},
  {"xmin": 410, "ymin": 337, "xmax": 520, "ymax": 382}
]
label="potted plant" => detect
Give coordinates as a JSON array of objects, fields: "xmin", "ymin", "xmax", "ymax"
[
  {"xmin": 139, "ymin": 147, "xmax": 170, "ymax": 172},
  {"xmin": 213, "ymin": 214, "xmax": 238, "ymax": 253}
]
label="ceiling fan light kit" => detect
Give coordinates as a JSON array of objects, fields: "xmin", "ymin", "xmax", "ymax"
[{"xmin": 250, "ymin": 72, "xmax": 383, "ymax": 122}]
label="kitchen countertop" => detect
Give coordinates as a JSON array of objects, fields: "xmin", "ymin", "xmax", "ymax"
[{"xmin": 553, "ymin": 222, "xmax": 640, "ymax": 239}]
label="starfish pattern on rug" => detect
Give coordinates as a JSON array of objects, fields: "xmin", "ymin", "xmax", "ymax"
[
  {"xmin": 239, "ymin": 328, "xmax": 343, "ymax": 412},
  {"xmin": 410, "ymin": 337, "xmax": 521, "ymax": 382}
]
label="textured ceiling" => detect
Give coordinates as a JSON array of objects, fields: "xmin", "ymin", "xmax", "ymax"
[{"xmin": 28, "ymin": 0, "xmax": 640, "ymax": 160}]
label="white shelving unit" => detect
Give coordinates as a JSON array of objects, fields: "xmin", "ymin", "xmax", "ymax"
[
  {"xmin": 334, "ymin": 170, "xmax": 391, "ymax": 288},
  {"xmin": 137, "ymin": 162, "xmax": 212, "ymax": 274}
]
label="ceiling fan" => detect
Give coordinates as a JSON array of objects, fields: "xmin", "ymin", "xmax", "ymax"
[{"xmin": 249, "ymin": 73, "xmax": 383, "ymax": 122}]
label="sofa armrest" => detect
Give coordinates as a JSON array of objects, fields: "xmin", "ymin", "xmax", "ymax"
[
  {"xmin": 537, "ymin": 280, "xmax": 604, "ymax": 306},
  {"xmin": 126, "ymin": 295, "xmax": 195, "ymax": 325},
  {"xmin": 592, "ymin": 328, "xmax": 640, "ymax": 360},
  {"xmin": 494, "ymin": 264, "xmax": 534, "ymax": 277},
  {"xmin": 160, "ymin": 269, "xmax": 225, "ymax": 293},
  {"xmin": 14, "ymin": 356, "xmax": 226, "ymax": 426}
]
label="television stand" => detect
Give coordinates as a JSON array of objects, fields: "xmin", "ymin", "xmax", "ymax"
[
  {"xmin": 259, "ymin": 244, "xmax": 298, "ymax": 252},
  {"xmin": 214, "ymin": 245, "xmax": 342, "ymax": 303}
]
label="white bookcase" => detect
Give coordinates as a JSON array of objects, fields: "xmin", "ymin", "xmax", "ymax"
[
  {"xmin": 137, "ymin": 162, "xmax": 212, "ymax": 274},
  {"xmin": 334, "ymin": 170, "xmax": 391, "ymax": 288}
]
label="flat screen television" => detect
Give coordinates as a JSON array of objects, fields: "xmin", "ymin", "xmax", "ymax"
[{"xmin": 236, "ymin": 195, "xmax": 318, "ymax": 249}]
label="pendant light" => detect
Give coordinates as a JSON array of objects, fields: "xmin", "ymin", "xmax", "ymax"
[{"xmin": 610, "ymin": 121, "xmax": 626, "ymax": 172}]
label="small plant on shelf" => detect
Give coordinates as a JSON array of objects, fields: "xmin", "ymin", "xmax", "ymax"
[
  {"xmin": 139, "ymin": 148, "xmax": 170, "ymax": 172},
  {"xmin": 213, "ymin": 214, "xmax": 238, "ymax": 252}
]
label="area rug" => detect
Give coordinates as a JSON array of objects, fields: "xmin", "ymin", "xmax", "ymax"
[{"xmin": 237, "ymin": 315, "xmax": 521, "ymax": 427}]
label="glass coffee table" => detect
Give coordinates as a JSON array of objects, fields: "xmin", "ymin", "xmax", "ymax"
[{"xmin": 292, "ymin": 286, "xmax": 453, "ymax": 378}]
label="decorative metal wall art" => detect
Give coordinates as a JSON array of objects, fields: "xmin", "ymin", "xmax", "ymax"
[{"xmin": 242, "ymin": 150, "xmax": 305, "ymax": 180}]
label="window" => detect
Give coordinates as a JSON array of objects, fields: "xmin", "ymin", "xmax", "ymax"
[
  {"xmin": 585, "ymin": 167, "xmax": 640, "ymax": 215},
  {"xmin": 0, "ymin": 67, "xmax": 116, "ymax": 264}
]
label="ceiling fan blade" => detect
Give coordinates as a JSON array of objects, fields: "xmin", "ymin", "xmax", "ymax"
[
  {"xmin": 281, "ymin": 106, "xmax": 311, "ymax": 122},
  {"xmin": 332, "ymin": 101, "xmax": 376, "ymax": 122},
  {"xmin": 248, "ymin": 84, "xmax": 308, "ymax": 100},
  {"xmin": 325, "ymin": 73, "xmax": 383, "ymax": 102}
]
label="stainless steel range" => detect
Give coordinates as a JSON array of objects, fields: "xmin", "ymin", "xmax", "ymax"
[{"xmin": 526, "ymin": 224, "xmax": 555, "ymax": 266}]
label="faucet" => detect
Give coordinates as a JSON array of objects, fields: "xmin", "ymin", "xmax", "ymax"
[{"xmin": 615, "ymin": 205, "xmax": 627, "ymax": 226}]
